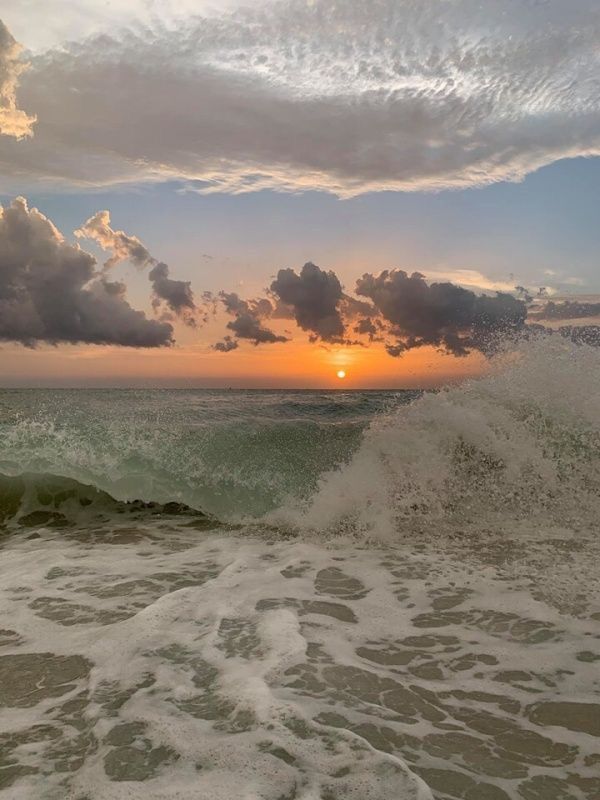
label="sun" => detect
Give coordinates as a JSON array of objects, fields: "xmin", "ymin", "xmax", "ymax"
[{"xmin": 336, "ymin": 370, "xmax": 346, "ymax": 379}]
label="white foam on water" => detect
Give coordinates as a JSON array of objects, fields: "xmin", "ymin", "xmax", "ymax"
[
  {"xmin": 0, "ymin": 517, "xmax": 599, "ymax": 800},
  {"xmin": 270, "ymin": 336, "xmax": 600, "ymax": 541}
]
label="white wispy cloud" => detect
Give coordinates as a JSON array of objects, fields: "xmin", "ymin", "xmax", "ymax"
[
  {"xmin": 0, "ymin": 0, "xmax": 260, "ymax": 52},
  {"xmin": 422, "ymin": 270, "xmax": 517, "ymax": 294},
  {"xmin": 1, "ymin": 0, "xmax": 599, "ymax": 194}
]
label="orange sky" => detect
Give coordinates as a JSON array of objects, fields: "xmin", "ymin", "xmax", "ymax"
[
  {"xmin": 4, "ymin": 295, "xmax": 597, "ymax": 389},
  {"xmin": 0, "ymin": 337, "xmax": 487, "ymax": 389}
]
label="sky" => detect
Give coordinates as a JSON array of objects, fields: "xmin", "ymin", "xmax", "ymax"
[{"xmin": 0, "ymin": 0, "xmax": 599, "ymax": 388}]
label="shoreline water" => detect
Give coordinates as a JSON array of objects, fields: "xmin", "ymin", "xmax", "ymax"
[{"xmin": 1, "ymin": 519, "xmax": 599, "ymax": 799}]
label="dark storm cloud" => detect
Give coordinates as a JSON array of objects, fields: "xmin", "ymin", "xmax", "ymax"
[
  {"xmin": 341, "ymin": 295, "xmax": 379, "ymax": 321},
  {"xmin": 76, "ymin": 210, "xmax": 198, "ymax": 325},
  {"xmin": 270, "ymin": 262, "xmax": 345, "ymax": 343},
  {"xmin": 0, "ymin": 20, "xmax": 35, "ymax": 140},
  {"xmin": 0, "ymin": 197, "xmax": 173, "ymax": 347},
  {"xmin": 355, "ymin": 270, "xmax": 527, "ymax": 356},
  {"xmin": 212, "ymin": 263, "xmax": 533, "ymax": 356},
  {"xmin": 216, "ymin": 292, "xmax": 288, "ymax": 348},
  {"xmin": 213, "ymin": 336, "xmax": 239, "ymax": 352},
  {"xmin": 150, "ymin": 267, "xmax": 197, "ymax": 325},
  {"xmin": 148, "ymin": 262, "xmax": 196, "ymax": 324},
  {"xmin": 344, "ymin": 295, "xmax": 382, "ymax": 341},
  {"xmin": 354, "ymin": 317, "xmax": 380, "ymax": 340},
  {"xmin": 534, "ymin": 300, "xmax": 600, "ymax": 321}
]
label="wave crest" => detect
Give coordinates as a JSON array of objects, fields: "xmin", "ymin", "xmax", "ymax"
[
  {"xmin": 0, "ymin": 472, "xmax": 211, "ymax": 530},
  {"xmin": 273, "ymin": 337, "xmax": 600, "ymax": 540}
]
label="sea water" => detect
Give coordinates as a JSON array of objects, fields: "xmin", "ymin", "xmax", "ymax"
[{"xmin": 0, "ymin": 337, "xmax": 599, "ymax": 799}]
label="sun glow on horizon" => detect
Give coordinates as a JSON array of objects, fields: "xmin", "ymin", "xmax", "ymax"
[{"xmin": 336, "ymin": 370, "xmax": 346, "ymax": 379}]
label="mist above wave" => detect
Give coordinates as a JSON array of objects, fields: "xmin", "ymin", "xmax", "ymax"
[{"xmin": 272, "ymin": 336, "xmax": 600, "ymax": 540}]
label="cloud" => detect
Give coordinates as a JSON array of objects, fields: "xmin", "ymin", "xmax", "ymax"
[
  {"xmin": 355, "ymin": 270, "xmax": 527, "ymax": 356},
  {"xmin": 533, "ymin": 300, "xmax": 600, "ymax": 321},
  {"xmin": 422, "ymin": 270, "xmax": 517, "ymax": 294},
  {"xmin": 75, "ymin": 210, "xmax": 151, "ymax": 269},
  {"xmin": 148, "ymin": 262, "xmax": 196, "ymax": 320},
  {"xmin": 0, "ymin": 20, "xmax": 36, "ymax": 140},
  {"xmin": 2, "ymin": 0, "xmax": 599, "ymax": 195},
  {"xmin": 270, "ymin": 262, "xmax": 345, "ymax": 342},
  {"xmin": 0, "ymin": 0, "xmax": 265, "ymax": 53},
  {"xmin": 0, "ymin": 197, "xmax": 173, "ymax": 347},
  {"xmin": 213, "ymin": 335, "xmax": 238, "ymax": 353},
  {"xmin": 212, "ymin": 262, "xmax": 529, "ymax": 357},
  {"xmin": 76, "ymin": 210, "xmax": 198, "ymax": 324},
  {"xmin": 353, "ymin": 317, "xmax": 381, "ymax": 341},
  {"xmin": 215, "ymin": 292, "xmax": 288, "ymax": 349}
]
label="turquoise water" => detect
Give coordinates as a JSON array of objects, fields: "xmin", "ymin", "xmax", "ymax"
[{"xmin": 0, "ymin": 388, "xmax": 415, "ymax": 518}]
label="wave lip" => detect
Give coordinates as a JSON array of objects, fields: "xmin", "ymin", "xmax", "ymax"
[{"xmin": 0, "ymin": 472, "xmax": 214, "ymax": 530}]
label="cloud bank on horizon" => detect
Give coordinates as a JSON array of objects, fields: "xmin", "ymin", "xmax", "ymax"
[
  {"xmin": 0, "ymin": 0, "xmax": 599, "ymax": 195},
  {"xmin": 213, "ymin": 262, "xmax": 528, "ymax": 357},
  {"xmin": 0, "ymin": 196, "xmax": 599, "ymax": 355}
]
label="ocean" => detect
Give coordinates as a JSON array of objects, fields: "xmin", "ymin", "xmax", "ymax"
[{"xmin": 0, "ymin": 338, "xmax": 599, "ymax": 800}]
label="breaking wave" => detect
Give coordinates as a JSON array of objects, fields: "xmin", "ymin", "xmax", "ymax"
[
  {"xmin": 0, "ymin": 472, "xmax": 212, "ymax": 530},
  {"xmin": 0, "ymin": 388, "xmax": 391, "ymax": 522},
  {"xmin": 1, "ymin": 336, "xmax": 599, "ymax": 539},
  {"xmin": 273, "ymin": 336, "xmax": 600, "ymax": 540}
]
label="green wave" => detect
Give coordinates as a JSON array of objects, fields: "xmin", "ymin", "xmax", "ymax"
[{"xmin": 0, "ymin": 472, "xmax": 214, "ymax": 530}]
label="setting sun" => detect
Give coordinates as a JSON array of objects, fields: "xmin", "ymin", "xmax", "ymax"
[{"xmin": 336, "ymin": 370, "xmax": 346, "ymax": 379}]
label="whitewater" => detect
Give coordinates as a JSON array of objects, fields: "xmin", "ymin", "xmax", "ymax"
[{"xmin": 0, "ymin": 337, "xmax": 599, "ymax": 800}]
